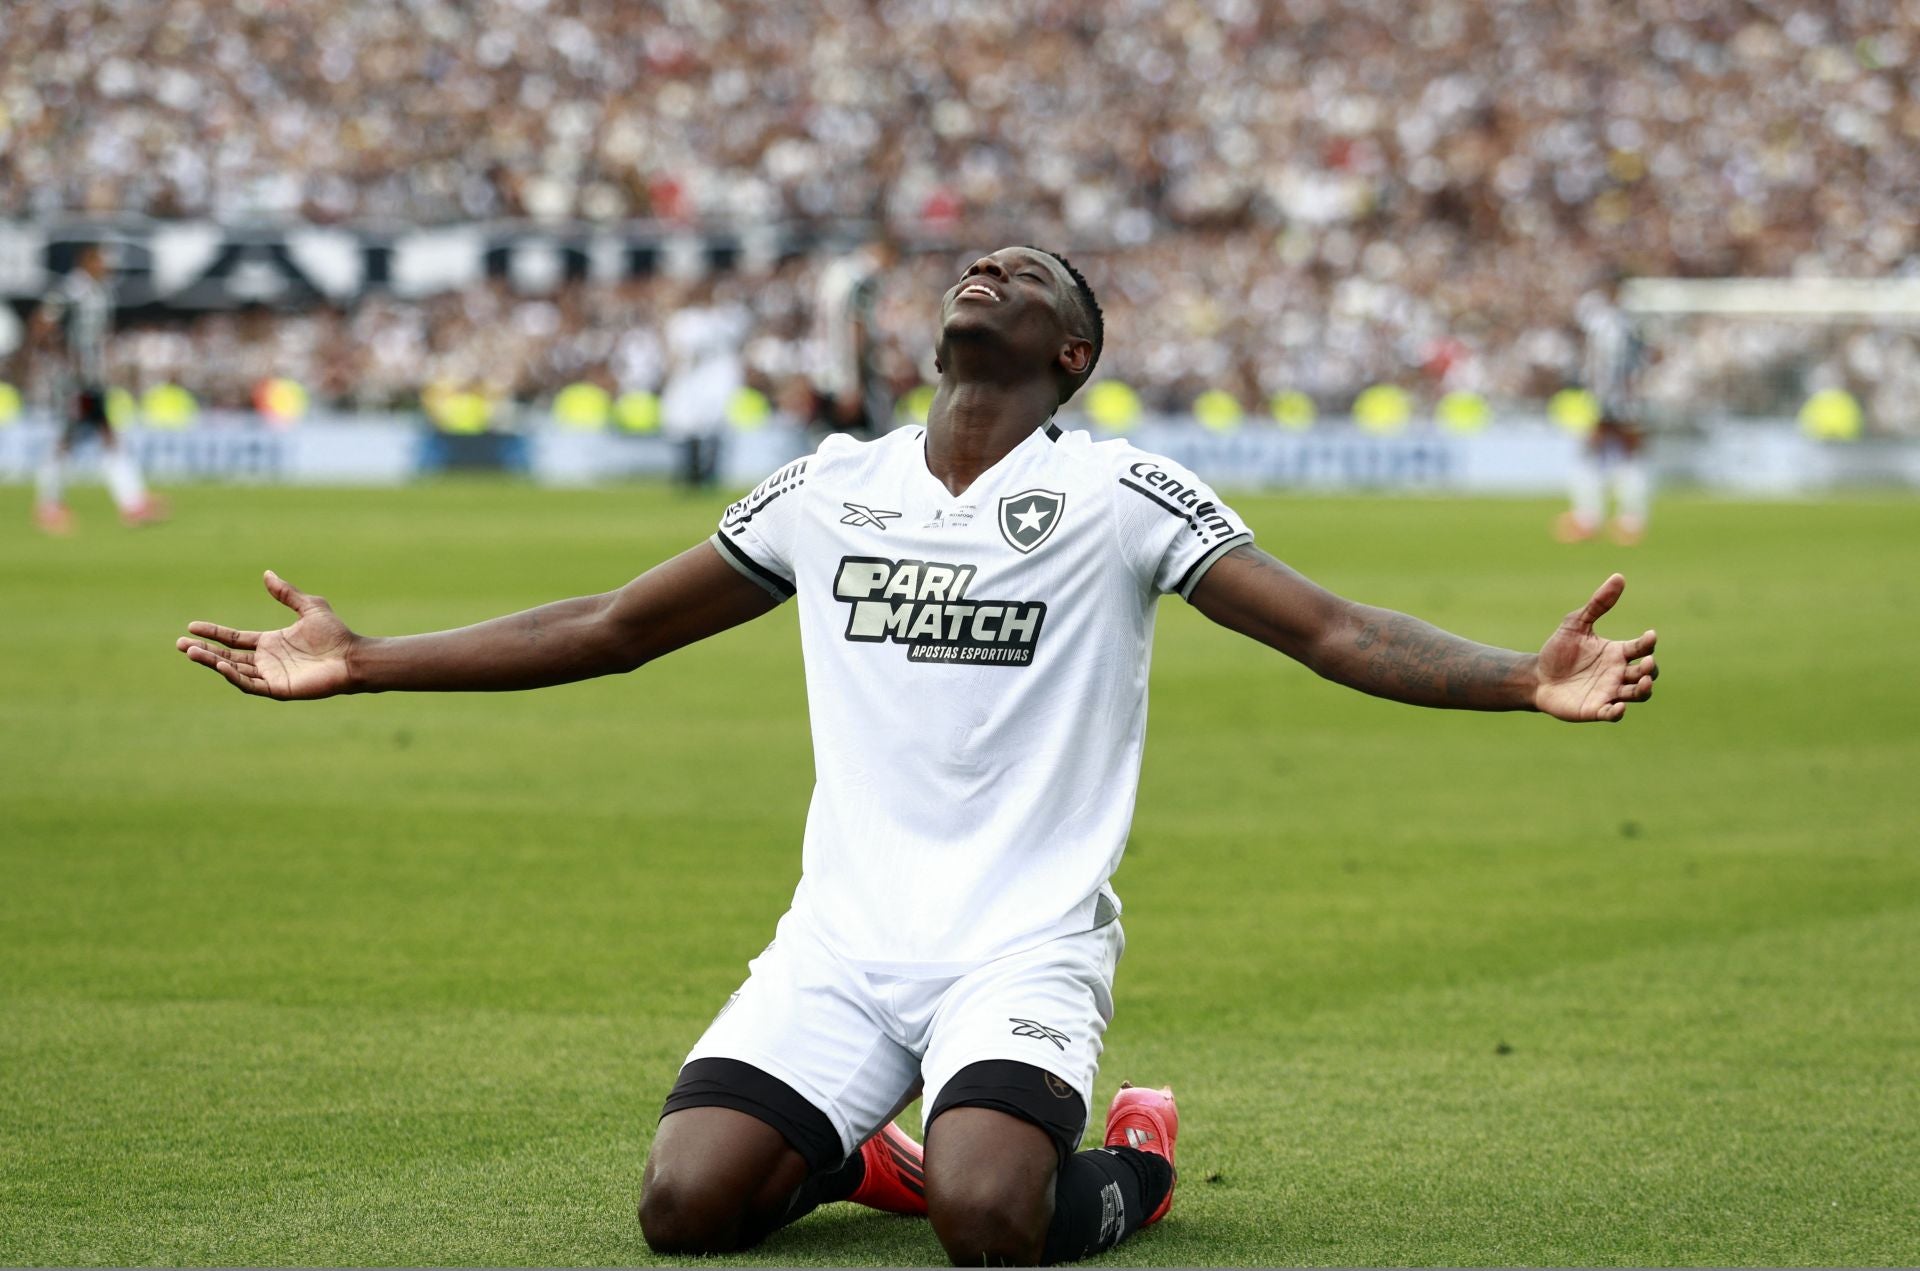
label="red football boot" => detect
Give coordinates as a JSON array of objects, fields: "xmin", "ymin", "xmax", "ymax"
[
  {"xmin": 1553, "ymin": 511, "xmax": 1597, "ymax": 543},
  {"xmin": 34, "ymin": 502, "xmax": 73, "ymax": 535},
  {"xmin": 121, "ymin": 494, "xmax": 170, "ymax": 527},
  {"xmin": 1104, "ymin": 1081, "xmax": 1179, "ymax": 1226},
  {"xmin": 847, "ymin": 1121, "xmax": 927, "ymax": 1216}
]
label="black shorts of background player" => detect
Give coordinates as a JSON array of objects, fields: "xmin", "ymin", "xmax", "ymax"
[{"xmin": 63, "ymin": 382, "xmax": 114, "ymax": 446}]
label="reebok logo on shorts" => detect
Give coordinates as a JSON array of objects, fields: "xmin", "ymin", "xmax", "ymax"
[{"xmin": 1010, "ymin": 1017, "xmax": 1070, "ymax": 1050}]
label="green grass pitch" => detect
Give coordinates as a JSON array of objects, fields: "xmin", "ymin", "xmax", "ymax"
[{"xmin": 2, "ymin": 479, "xmax": 1916, "ymax": 1266}]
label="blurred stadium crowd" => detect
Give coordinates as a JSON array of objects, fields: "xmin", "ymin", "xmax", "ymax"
[{"xmin": 5, "ymin": 0, "xmax": 1920, "ymax": 426}]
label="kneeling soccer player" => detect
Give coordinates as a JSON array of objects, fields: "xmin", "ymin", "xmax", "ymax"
[{"xmin": 179, "ymin": 246, "xmax": 1659, "ymax": 1264}]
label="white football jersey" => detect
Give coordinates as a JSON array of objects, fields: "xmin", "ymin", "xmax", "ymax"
[{"xmin": 711, "ymin": 422, "xmax": 1253, "ymax": 969}]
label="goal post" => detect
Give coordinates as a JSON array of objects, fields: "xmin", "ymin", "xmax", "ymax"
[
  {"xmin": 1617, "ymin": 277, "xmax": 1920, "ymax": 436},
  {"xmin": 1621, "ymin": 277, "xmax": 1920, "ymax": 322}
]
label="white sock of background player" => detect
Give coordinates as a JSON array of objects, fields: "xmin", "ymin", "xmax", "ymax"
[
  {"xmin": 102, "ymin": 446, "xmax": 149, "ymax": 512},
  {"xmin": 35, "ymin": 452, "xmax": 68, "ymax": 510},
  {"xmin": 1568, "ymin": 453, "xmax": 1606, "ymax": 532},
  {"xmin": 1612, "ymin": 457, "xmax": 1651, "ymax": 533}
]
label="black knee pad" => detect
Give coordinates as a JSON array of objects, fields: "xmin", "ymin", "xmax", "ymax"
[
  {"xmin": 660, "ymin": 1057, "xmax": 843, "ymax": 1173},
  {"xmin": 928, "ymin": 1059, "xmax": 1088, "ymax": 1163}
]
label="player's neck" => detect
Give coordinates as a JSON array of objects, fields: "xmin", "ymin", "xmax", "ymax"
[{"xmin": 922, "ymin": 378, "xmax": 1057, "ymax": 497}]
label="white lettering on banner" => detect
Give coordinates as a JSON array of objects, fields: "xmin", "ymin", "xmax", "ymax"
[
  {"xmin": 0, "ymin": 419, "xmax": 421, "ymax": 484},
  {"xmin": 1134, "ymin": 428, "xmax": 1459, "ymax": 490},
  {"xmin": 531, "ymin": 425, "xmax": 803, "ymax": 487}
]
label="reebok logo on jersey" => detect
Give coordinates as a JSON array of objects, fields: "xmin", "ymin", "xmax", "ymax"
[
  {"xmin": 998, "ymin": 489, "xmax": 1065, "ymax": 554},
  {"xmin": 840, "ymin": 502, "xmax": 901, "ymax": 530},
  {"xmin": 835, "ymin": 556, "xmax": 1048, "ymax": 666},
  {"xmin": 1009, "ymin": 1017, "xmax": 1070, "ymax": 1050}
]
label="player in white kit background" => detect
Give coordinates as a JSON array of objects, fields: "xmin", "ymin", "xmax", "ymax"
[
  {"xmin": 178, "ymin": 246, "xmax": 1660, "ymax": 1265},
  {"xmin": 660, "ymin": 290, "xmax": 751, "ymax": 489}
]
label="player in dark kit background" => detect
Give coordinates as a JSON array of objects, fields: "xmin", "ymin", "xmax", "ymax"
[
  {"xmin": 811, "ymin": 234, "xmax": 903, "ymax": 440},
  {"xmin": 1557, "ymin": 273, "xmax": 1653, "ymax": 545},
  {"xmin": 26, "ymin": 243, "xmax": 166, "ymax": 534},
  {"xmin": 178, "ymin": 246, "xmax": 1660, "ymax": 1265}
]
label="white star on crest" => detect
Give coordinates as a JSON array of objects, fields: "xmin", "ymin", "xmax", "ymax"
[{"xmin": 1011, "ymin": 502, "xmax": 1051, "ymax": 534}]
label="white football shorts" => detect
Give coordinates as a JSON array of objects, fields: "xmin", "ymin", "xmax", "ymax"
[{"xmin": 682, "ymin": 908, "xmax": 1125, "ymax": 1159}]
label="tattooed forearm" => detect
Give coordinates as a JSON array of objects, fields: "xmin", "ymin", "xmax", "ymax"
[
  {"xmin": 1321, "ymin": 609, "xmax": 1537, "ymax": 710},
  {"xmin": 1188, "ymin": 545, "xmax": 1542, "ymax": 713}
]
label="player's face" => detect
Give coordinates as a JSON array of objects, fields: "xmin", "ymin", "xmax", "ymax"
[{"xmin": 938, "ymin": 247, "xmax": 1078, "ymax": 370}]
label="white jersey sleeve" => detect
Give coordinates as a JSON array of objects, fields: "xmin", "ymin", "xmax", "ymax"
[
  {"xmin": 710, "ymin": 454, "xmax": 812, "ymax": 600},
  {"xmin": 1111, "ymin": 448, "xmax": 1255, "ymax": 598}
]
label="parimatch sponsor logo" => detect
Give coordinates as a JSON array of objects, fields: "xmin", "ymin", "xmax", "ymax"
[{"xmin": 834, "ymin": 556, "xmax": 1047, "ymax": 666}]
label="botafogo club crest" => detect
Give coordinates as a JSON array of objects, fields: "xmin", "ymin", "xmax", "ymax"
[{"xmin": 997, "ymin": 489, "xmax": 1065, "ymax": 554}]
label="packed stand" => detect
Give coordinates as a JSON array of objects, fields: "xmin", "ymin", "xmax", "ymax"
[{"xmin": 5, "ymin": 0, "xmax": 1919, "ymax": 426}]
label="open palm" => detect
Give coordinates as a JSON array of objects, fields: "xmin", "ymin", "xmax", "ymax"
[
  {"xmin": 176, "ymin": 571, "xmax": 356, "ymax": 699},
  {"xmin": 1535, "ymin": 573, "xmax": 1658, "ymax": 722}
]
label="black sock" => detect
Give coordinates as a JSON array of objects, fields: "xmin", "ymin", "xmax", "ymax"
[
  {"xmin": 1040, "ymin": 1146, "xmax": 1174, "ymax": 1264},
  {"xmin": 781, "ymin": 1149, "xmax": 866, "ymax": 1225}
]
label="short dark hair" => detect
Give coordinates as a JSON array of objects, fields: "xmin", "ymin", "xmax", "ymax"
[{"xmin": 1026, "ymin": 246, "xmax": 1104, "ymax": 401}]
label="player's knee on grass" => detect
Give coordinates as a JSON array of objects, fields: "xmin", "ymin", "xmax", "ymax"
[
  {"xmin": 927, "ymin": 1171, "xmax": 1054, "ymax": 1266},
  {"xmin": 637, "ymin": 1172, "xmax": 747, "ymax": 1255},
  {"xmin": 638, "ymin": 1102, "xmax": 813, "ymax": 1254},
  {"xmin": 925, "ymin": 1106, "xmax": 1060, "ymax": 1266},
  {"xmin": 638, "ymin": 1155, "xmax": 811, "ymax": 1255}
]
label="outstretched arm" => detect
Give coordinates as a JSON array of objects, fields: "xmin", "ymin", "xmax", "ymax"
[
  {"xmin": 1187, "ymin": 545, "xmax": 1657, "ymax": 722},
  {"xmin": 176, "ymin": 542, "xmax": 780, "ymax": 699}
]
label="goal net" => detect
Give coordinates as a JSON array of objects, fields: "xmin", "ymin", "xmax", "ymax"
[{"xmin": 1620, "ymin": 277, "xmax": 1920, "ymax": 437}]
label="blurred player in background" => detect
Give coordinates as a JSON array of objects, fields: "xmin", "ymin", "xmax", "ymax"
[
  {"xmin": 178, "ymin": 246, "xmax": 1660, "ymax": 1265},
  {"xmin": 811, "ymin": 234, "xmax": 901, "ymax": 440},
  {"xmin": 26, "ymin": 244, "xmax": 166, "ymax": 533},
  {"xmin": 660, "ymin": 283, "xmax": 750, "ymax": 489},
  {"xmin": 1558, "ymin": 275, "xmax": 1651, "ymax": 546}
]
